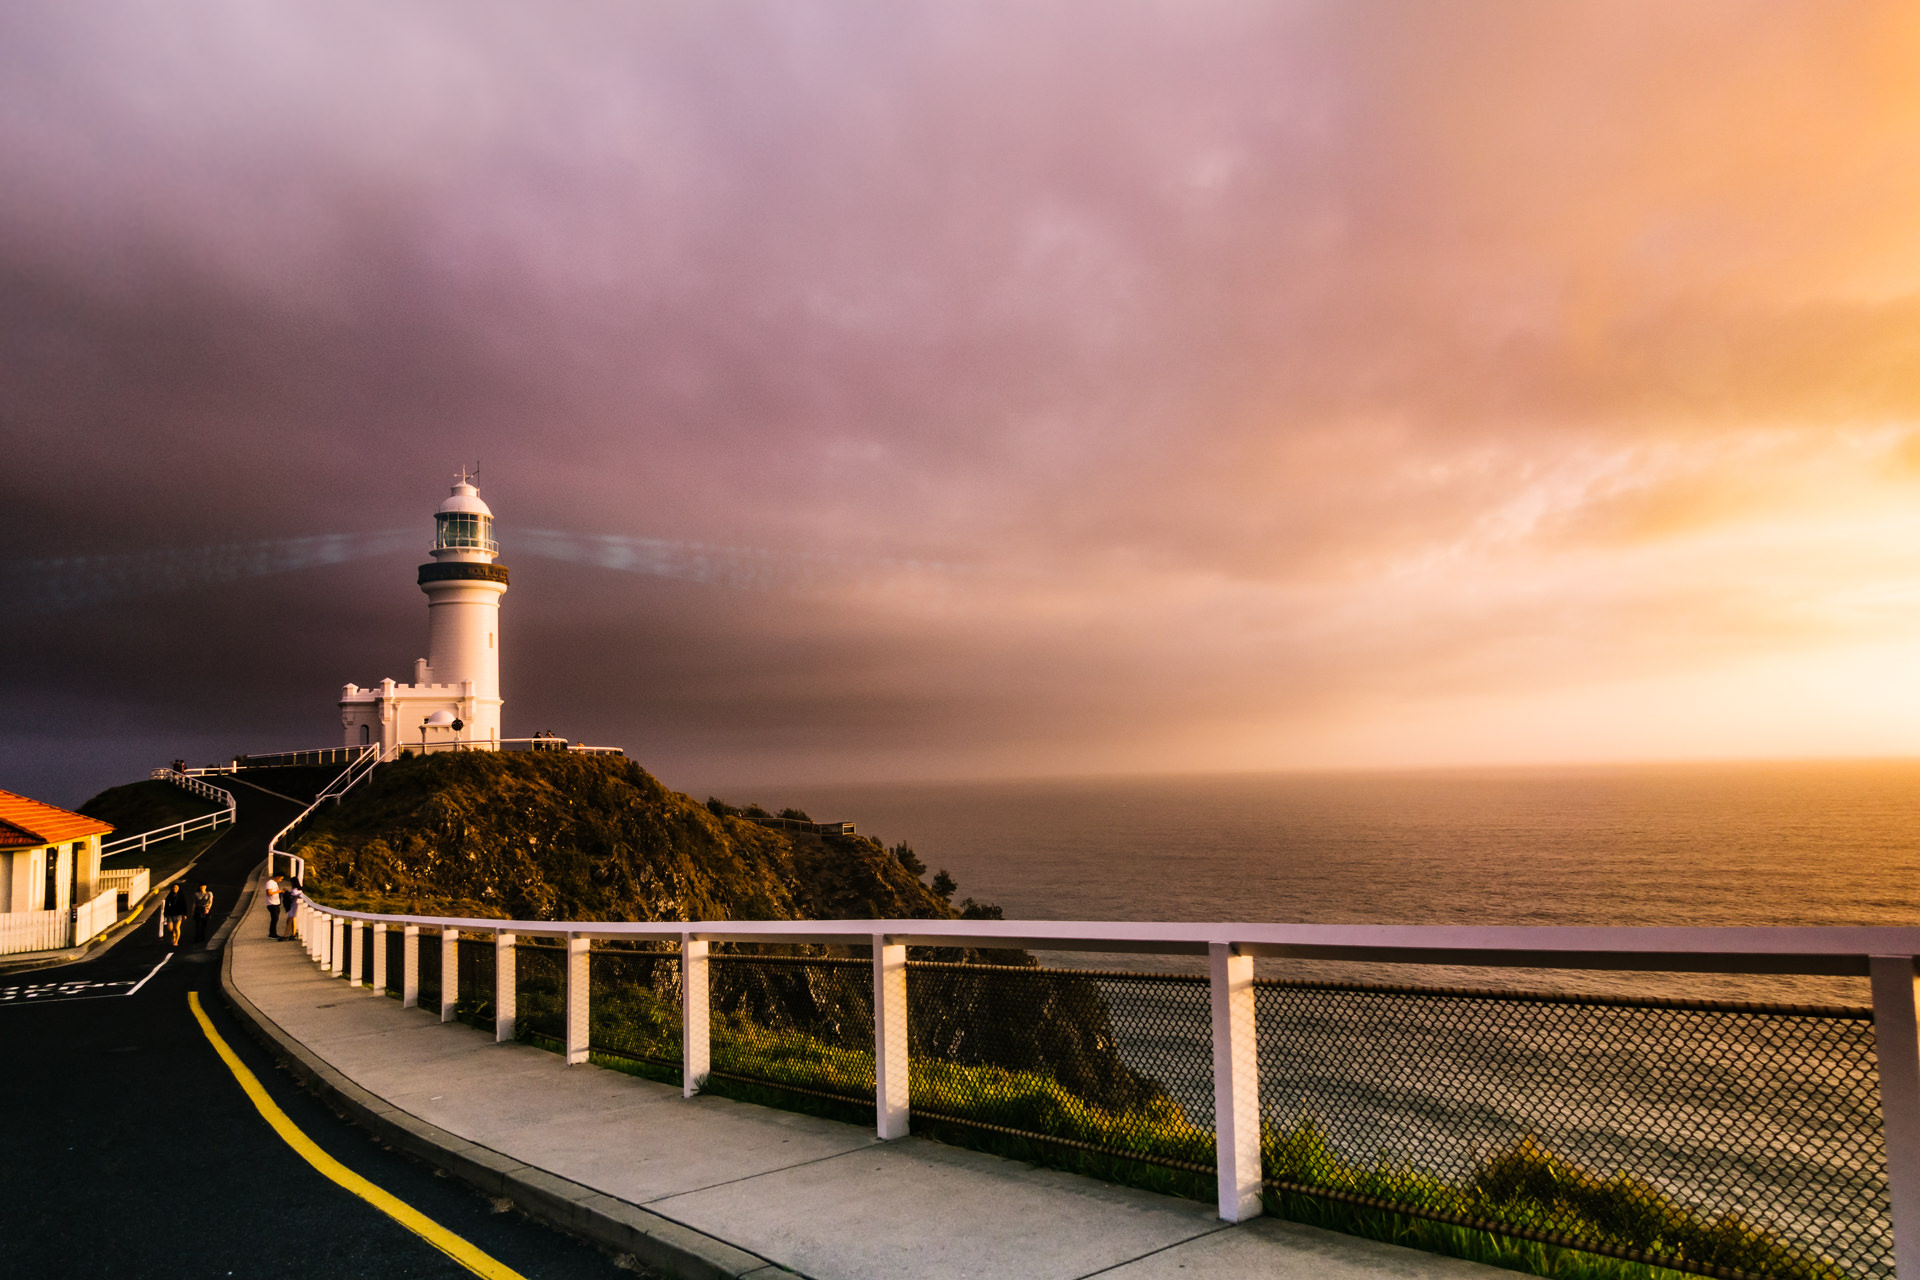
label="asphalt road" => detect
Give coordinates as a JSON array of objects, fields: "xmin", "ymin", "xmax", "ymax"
[{"xmin": 0, "ymin": 779, "xmax": 647, "ymax": 1279}]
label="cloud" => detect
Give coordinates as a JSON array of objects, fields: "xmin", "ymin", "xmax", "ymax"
[{"xmin": 5, "ymin": 1, "xmax": 1920, "ymax": 801}]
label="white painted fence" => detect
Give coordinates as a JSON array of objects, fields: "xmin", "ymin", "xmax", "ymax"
[
  {"xmin": 98, "ymin": 867, "xmax": 151, "ymax": 910},
  {"xmin": 266, "ymin": 745, "xmax": 383, "ymax": 881},
  {"xmin": 0, "ymin": 888, "xmax": 121, "ymax": 956},
  {"xmin": 294, "ymin": 900, "xmax": 1920, "ymax": 1277},
  {"xmin": 72, "ymin": 887, "xmax": 118, "ymax": 946},
  {"xmin": 0, "ymin": 907, "xmax": 73, "ymax": 955},
  {"xmin": 99, "ymin": 770, "xmax": 237, "ymax": 858}
]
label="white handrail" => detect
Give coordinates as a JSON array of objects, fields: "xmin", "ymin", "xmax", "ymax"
[
  {"xmin": 267, "ymin": 744, "xmax": 383, "ymax": 881},
  {"xmin": 295, "ymin": 909, "xmax": 1920, "ymax": 972},
  {"xmin": 101, "ymin": 770, "xmax": 238, "ymax": 857},
  {"xmin": 296, "ymin": 898, "xmax": 1920, "ymax": 1255}
]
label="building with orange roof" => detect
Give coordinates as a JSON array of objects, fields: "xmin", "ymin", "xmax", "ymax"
[{"xmin": 0, "ymin": 788, "xmax": 113, "ymax": 929}]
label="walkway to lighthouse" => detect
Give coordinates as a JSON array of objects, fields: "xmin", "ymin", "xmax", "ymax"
[{"xmin": 225, "ymin": 883, "xmax": 1500, "ymax": 1280}]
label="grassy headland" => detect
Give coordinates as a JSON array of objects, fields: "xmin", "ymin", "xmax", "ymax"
[{"xmin": 290, "ymin": 751, "xmax": 962, "ymax": 923}]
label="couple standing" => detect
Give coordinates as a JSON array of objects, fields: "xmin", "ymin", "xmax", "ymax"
[{"xmin": 264, "ymin": 873, "xmax": 303, "ymax": 939}]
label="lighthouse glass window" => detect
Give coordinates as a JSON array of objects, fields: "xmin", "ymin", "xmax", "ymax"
[{"xmin": 435, "ymin": 512, "xmax": 495, "ymax": 553}]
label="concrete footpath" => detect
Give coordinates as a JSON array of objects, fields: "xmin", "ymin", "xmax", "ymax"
[{"xmin": 222, "ymin": 892, "xmax": 1504, "ymax": 1280}]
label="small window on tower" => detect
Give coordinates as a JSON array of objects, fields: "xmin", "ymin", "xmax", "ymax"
[{"xmin": 489, "ymin": 632, "xmax": 494, "ymax": 648}]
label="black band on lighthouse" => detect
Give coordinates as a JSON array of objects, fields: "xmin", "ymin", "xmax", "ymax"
[{"xmin": 417, "ymin": 562, "xmax": 510, "ymax": 586}]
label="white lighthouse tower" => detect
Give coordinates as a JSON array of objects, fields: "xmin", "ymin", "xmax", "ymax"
[{"xmin": 338, "ymin": 473, "xmax": 509, "ymax": 754}]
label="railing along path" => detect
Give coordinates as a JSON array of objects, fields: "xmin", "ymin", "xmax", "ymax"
[
  {"xmin": 290, "ymin": 902, "xmax": 1920, "ymax": 1280},
  {"xmin": 99, "ymin": 769, "xmax": 236, "ymax": 857}
]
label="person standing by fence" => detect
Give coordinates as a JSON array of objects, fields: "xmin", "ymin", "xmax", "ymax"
[
  {"xmin": 264, "ymin": 874, "xmax": 281, "ymax": 939},
  {"xmin": 281, "ymin": 878, "xmax": 300, "ymax": 941}
]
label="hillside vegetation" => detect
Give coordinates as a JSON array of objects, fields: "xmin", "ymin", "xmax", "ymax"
[{"xmin": 292, "ymin": 751, "xmax": 964, "ymax": 924}]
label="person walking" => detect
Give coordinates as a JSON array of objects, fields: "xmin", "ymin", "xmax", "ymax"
[
  {"xmin": 162, "ymin": 884, "xmax": 188, "ymax": 947},
  {"xmin": 281, "ymin": 878, "xmax": 301, "ymax": 941},
  {"xmin": 191, "ymin": 883, "xmax": 214, "ymax": 944},
  {"xmin": 265, "ymin": 874, "xmax": 282, "ymax": 939}
]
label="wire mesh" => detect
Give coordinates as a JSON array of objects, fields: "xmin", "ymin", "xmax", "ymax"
[
  {"xmin": 708, "ymin": 954, "xmax": 875, "ymax": 1104},
  {"xmin": 516, "ymin": 943, "xmax": 564, "ymax": 1043},
  {"xmin": 906, "ymin": 962, "xmax": 1214, "ymax": 1172},
  {"xmin": 454, "ymin": 936, "xmax": 497, "ymax": 1030},
  {"xmin": 588, "ymin": 947, "xmax": 682, "ymax": 1076},
  {"xmin": 382, "ymin": 927, "xmax": 403, "ymax": 997},
  {"xmin": 1254, "ymin": 979, "xmax": 1890, "ymax": 1280},
  {"xmin": 416, "ymin": 929, "xmax": 442, "ymax": 1011}
]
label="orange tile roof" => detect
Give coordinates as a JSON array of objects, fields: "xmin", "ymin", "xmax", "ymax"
[{"xmin": 0, "ymin": 789, "xmax": 114, "ymax": 847}]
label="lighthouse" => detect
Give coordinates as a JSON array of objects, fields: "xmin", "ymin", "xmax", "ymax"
[{"xmin": 338, "ymin": 473, "xmax": 509, "ymax": 754}]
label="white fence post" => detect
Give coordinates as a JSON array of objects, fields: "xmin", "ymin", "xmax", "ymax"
[
  {"xmin": 565, "ymin": 933, "xmax": 590, "ymax": 1065},
  {"xmin": 371, "ymin": 921, "xmax": 387, "ymax": 994},
  {"xmin": 495, "ymin": 930, "xmax": 517, "ymax": 1043},
  {"xmin": 682, "ymin": 935, "xmax": 709, "ymax": 1097},
  {"xmin": 1210, "ymin": 941, "xmax": 1263, "ymax": 1223},
  {"xmin": 873, "ymin": 935, "xmax": 909, "ymax": 1140},
  {"xmin": 440, "ymin": 928, "xmax": 459, "ymax": 1022},
  {"xmin": 329, "ymin": 916, "xmax": 344, "ymax": 976},
  {"xmin": 1871, "ymin": 955, "xmax": 1920, "ymax": 1280},
  {"xmin": 348, "ymin": 920, "xmax": 364, "ymax": 987},
  {"xmin": 402, "ymin": 924, "xmax": 419, "ymax": 1008}
]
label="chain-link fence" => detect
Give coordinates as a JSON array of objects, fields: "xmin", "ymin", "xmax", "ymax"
[
  {"xmin": 588, "ymin": 946, "xmax": 682, "ymax": 1081},
  {"xmin": 453, "ymin": 936, "xmax": 497, "ymax": 1030},
  {"xmin": 907, "ymin": 961, "xmax": 1214, "ymax": 1172},
  {"xmin": 516, "ymin": 943, "xmax": 564, "ymax": 1043},
  {"xmin": 318, "ymin": 921, "xmax": 1897, "ymax": 1280},
  {"xmin": 707, "ymin": 953, "xmax": 875, "ymax": 1104},
  {"xmin": 416, "ymin": 928, "xmax": 442, "ymax": 1010},
  {"xmin": 1254, "ymin": 978, "xmax": 1890, "ymax": 1280},
  {"xmin": 381, "ymin": 927, "xmax": 403, "ymax": 997}
]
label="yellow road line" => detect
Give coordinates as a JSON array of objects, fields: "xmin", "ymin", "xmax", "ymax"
[{"xmin": 187, "ymin": 991, "xmax": 528, "ymax": 1280}]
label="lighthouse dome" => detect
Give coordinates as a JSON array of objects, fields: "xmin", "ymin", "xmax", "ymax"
[{"xmin": 438, "ymin": 481, "xmax": 493, "ymax": 518}]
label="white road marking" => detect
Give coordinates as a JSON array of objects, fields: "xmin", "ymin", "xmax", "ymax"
[
  {"xmin": 125, "ymin": 952, "xmax": 174, "ymax": 995},
  {"xmin": 0, "ymin": 953, "xmax": 175, "ymax": 1005}
]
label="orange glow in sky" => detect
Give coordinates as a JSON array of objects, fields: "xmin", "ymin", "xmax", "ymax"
[{"xmin": 8, "ymin": 3, "xmax": 1920, "ymax": 786}]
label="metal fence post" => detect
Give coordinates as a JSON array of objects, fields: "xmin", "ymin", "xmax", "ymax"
[
  {"xmin": 371, "ymin": 921, "xmax": 387, "ymax": 994},
  {"xmin": 1871, "ymin": 954, "xmax": 1920, "ymax": 1280},
  {"xmin": 440, "ymin": 928, "xmax": 459, "ymax": 1022},
  {"xmin": 348, "ymin": 920, "xmax": 364, "ymax": 987},
  {"xmin": 494, "ymin": 930, "xmax": 517, "ymax": 1043},
  {"xmin": 682, "ymin": 935, "xmax": 709, "ymax": 1097},
  {"xmin": 401, "ymin": 924, "xmax": 419, "ymax": 1008},
  {"xmin": 329, "ymin": 916, "xmax": 344, "ymax": 977},
  {"xmin": 873, "ymin": 935, "xmax": 909, "ymax": 1140},
  {"xmin": 565, "ymin": 933, "xmax": 590, "ymax": 1065},
  {"xmin": 1210, "ymin": 941, "xmax": 1263, "ymax": 1223}
]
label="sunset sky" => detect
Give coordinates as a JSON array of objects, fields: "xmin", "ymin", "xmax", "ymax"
[{"xmin": 7, "ymin": 2, "xmax": 1920, "ymax": 805}]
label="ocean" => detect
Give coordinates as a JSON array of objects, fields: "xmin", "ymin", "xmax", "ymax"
[
  {"xmin": 773, "ymin": 759, "xmax": 1920, "ymax": 1003},
  {"xmin": 737, "ymin": 761, "xmax": 1913, "ymax": 1270}
]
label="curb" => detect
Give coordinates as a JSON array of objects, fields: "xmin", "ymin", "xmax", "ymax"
[{"xmin": 215, "ymin": 869, "xmax": 785, "ymax": 1280}]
